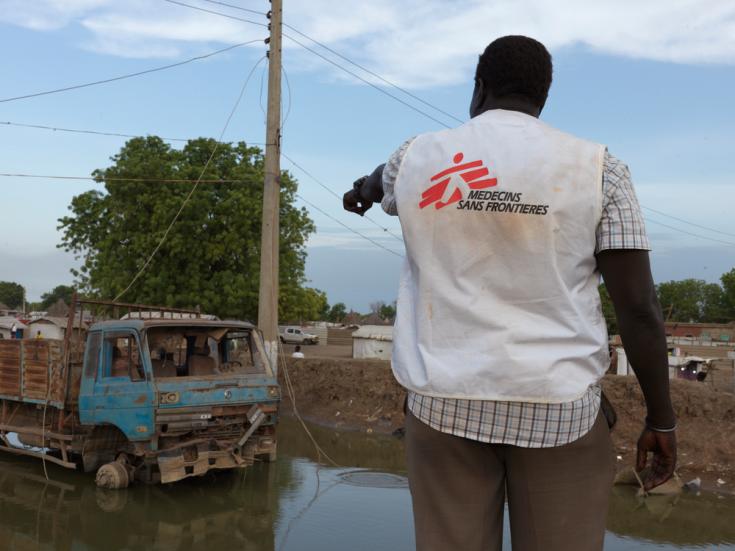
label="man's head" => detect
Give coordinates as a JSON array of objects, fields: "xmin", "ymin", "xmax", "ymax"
[
  {"xmin": 470, "ymin": 36, "xmax": 552, "ymax": 118},
  {"xmin": 295, "ymin": 345, "xmax": 301, "ymax": 352}
]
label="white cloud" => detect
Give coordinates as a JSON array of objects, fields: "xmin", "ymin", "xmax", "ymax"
[
  {"xmin": 0, "ymin": 0, "xmax": 111, "ymax": 30},
  {"xmin": 2, "ymin": 0, "xmax": 735, "ymax": 86}
]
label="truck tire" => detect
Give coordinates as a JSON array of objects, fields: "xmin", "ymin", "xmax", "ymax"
[{"xmin": 95, "ymin": 461, "xmax": 130, "ymax": 490}]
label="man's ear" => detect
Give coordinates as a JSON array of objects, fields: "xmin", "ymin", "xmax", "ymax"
[{"xmin": 469, "ymin": 77, "xmax": 486, "ymax": 118}]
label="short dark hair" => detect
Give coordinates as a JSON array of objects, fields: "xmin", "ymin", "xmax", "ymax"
[{"xmin": 475, "ymin": 36, "xmax": 552, "ymax": 107}]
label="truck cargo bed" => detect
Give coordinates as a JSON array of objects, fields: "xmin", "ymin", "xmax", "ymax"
[{"xmin": 0, "ymin": 340, "xmax": 67, "ymax": 408}]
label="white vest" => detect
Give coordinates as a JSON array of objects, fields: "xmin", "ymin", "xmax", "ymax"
[{"xmin": 392, "ymin": 109, "xmax": 609, "ymax": 403}]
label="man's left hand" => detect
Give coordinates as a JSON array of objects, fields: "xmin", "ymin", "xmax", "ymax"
[{"xmin": 636, "ymin": 427, "xmax": 677, "ymax": 491}]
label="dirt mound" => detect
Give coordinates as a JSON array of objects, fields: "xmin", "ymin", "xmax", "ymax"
[{"xmin": 279, "ymin": 356, "xmax": 735, "ymax": 483}]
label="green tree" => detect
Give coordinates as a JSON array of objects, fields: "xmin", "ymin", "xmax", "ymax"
[
  {"xmin": 279, "ymin": 287, "xmax": 328, "ymax": 323},
  {"xmin": 379, "ymin": 302, "xmax": 396, "ymax": 321},
  {"xmin": 327, "ymin": 302, "xmax": 347, "ymax": 323},
  {"xmin": 40, "ymin": 285, "xmax": 76, "ymax": 310},
  {"xmin": 0, "ymin": 281, "xmax": 24, "ymax": 309},
  {"xmin": 720, "ymin": 268, "xmax": 735, "ymax": 321},
  {"xmin": 655, "ymin": 278, "xmax": 728, "ymax": 323},
  {"xmin": 598, "ymin": 284, "xmax": 617, "ymax": 335},
  {"xmin": 702, "ymin": 282, "xmax": 727, "ymax": 322},
  {"xmin": 58, "ymin": 137, "xmax": 315, "ymax": 322}
]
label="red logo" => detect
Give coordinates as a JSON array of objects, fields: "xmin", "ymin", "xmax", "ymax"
[{"xmin": 419, "ymin": 152, "xmax": 497, "ymax": 210}]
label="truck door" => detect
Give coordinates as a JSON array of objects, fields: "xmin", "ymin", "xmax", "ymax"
[{"xmin": 87, "ymin": 331, "xmax": 156, "ymax": 441}]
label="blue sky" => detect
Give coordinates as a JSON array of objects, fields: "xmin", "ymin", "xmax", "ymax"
[{"xmin": 1, "ymin": 0, "xmax": 734, "ymax": 311}]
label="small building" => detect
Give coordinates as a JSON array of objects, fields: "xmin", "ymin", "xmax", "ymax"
[
  {"xmin": 665, "ymin": 322, "xmax": 735, "ymax": 343},
  {"xmin": 26, "ymin": 316, "xmax": 87, "ymax": 341},
  {"xmin": 0, "ymin": 303, "xmax": 21, "ymax": 318},
  {"xmin": 0, "ymin": 317, "xmax": 28, "ymax": 339},
  {"xmin": 352, "ymin": 325, "xmax": 393, "ymax": 360}
]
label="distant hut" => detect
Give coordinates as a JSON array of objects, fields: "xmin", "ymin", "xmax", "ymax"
[{"xmin": 47, "ymin": 299, "xmax": 69, "ymax": 317}]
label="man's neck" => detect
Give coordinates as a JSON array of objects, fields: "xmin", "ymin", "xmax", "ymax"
[{"xmin": 477, "ymin": 98, "xmax": 540, "ymax": 118}]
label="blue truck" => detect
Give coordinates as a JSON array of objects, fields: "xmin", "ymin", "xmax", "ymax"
[{"xmin": 0, "ymin": 298, "xmax": 280, "ymax": 488}]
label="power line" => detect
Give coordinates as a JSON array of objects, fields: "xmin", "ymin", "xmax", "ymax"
[
  {"xmin": 282, "ymin": 24, "xmax": 461, "ymax": 124},
  {"xmin": 9, "ymin": 119, "xmax": 735, "ymax": 251},
  {"xmin": 160, "ymin": 0, "xmax": 452, "ymax": 128},
  {"xmin": 0, "ymin": 121, "xmax": 269, "ymax": 146},
  {"xmin": 162, "ymin": 0, "xmax": 267, "ymax": 27},
  {"xmin": 0, "ymin": 173, "xmax": 246, "ymax": 183},
  {"xmin": 282, "ymin": 32, "xmax": 451, "ymax": 128},
  {"xmin": 281, "ymin": 64, "xmax": 293, "ymax": 130},
  {"xmin": 0, "ymin": 39, "xmax": 264, "ymax": 104},
  {"xmin": 196, "ymin": 0, "xmax": 464, "ymax": 124},
  {"xmin": 282, "ymin": 153, "xmax": 404, "ymax": 243},
  {"xmin": 644, "ymin": 218, "xmax": 735, "ymax": 247},
  {"xmin": 200, "ymin": 0, "xmax": 265, "ymax": 16},
  {"xmin": 1, "ymin": 121, "xmax": 187, "ymax": 142},
  {"xmin": 642, "ymin": 205, "xmax": 735, "ymax": 238},
  {"xmin": 114, "ymin": 55, "xmax": 267, "ymax": 301},
  {"xmin": 295, "ymin": 193, "xmax": 404, "ymax": 258}
]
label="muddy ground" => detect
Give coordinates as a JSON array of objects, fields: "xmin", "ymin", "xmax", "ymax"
[{"xmin": 278, "ymin": 349, "xmax": 735, "ymax": 489}]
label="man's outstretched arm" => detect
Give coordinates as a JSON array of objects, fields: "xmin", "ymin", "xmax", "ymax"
[
  {"xmin": 343, "ymin": 164, "xmax": 385, "ymax": 216},
  {"xmin": 597, "ymin": 249, "xmax": 677, "ymax": 490}
]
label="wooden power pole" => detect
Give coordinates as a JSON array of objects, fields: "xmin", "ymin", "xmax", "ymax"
[{"xmin": 258, "ymin": 0, "xmax": 283, "ymax": 371}]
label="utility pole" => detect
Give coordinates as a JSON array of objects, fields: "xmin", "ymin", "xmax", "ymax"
[{"xmin": 258, "ymin": 0, "xmax": 282, "ymax": 372}]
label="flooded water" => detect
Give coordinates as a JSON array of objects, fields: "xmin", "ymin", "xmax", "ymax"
[{"xmin": 1, "ymin": 417, "xmax": 734, "ymax": 550}]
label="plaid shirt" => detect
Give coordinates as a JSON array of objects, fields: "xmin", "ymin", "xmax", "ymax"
[{"xmin": 382, "ymin": 137, "xmax": 649, "ymax": 448}]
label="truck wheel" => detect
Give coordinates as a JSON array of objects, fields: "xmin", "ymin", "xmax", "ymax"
[{"xmin": 95, "ymin": 461, "xmax": 130, "ymax": 490}]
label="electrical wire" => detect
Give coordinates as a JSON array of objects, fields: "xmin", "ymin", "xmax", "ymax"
[
  {"xmin": 113, "ymin": 55, "xmax": 267, "ymax": 301},
  {"xmin": 0, "ymin": 121, "xmax": 266, "ymax": 145},
  {"xmin": 283, "ymin": 153, "xmax": 404, "ymax": 243},
  {"xmin": 282, "ymin": 32, "xmax": 451, "ymax": 128},
  {"xmin": 642, "ymin": 206, "xmax": 735, "ymax": 238},
  {"xmin": 200, "ymin": 0, "xmax": 265, "ymax": 16},
  {"xmin": 644, "ymin": 218, "xmax": 735, "ymax": 247},
  {"xmin": 0, "ymin": 39, "xmax": 264, "ymax": 104},
  {"xmin": 159, "ymin": 0, "xmax": 452, "ymax": 128},
  {"xmin": 4, "ymin": 126, "xmax": 733, "ymax": 252},
  {"xmin": 295, "ymin": 193, "xmax": 404, "ymax": 258},
  {"xmin": 258, "ymin": 61, "xmax": 268, "ymax": 122},
  {"xmin": 281, "ymin": 65, "xmax": 293, "ymax": 131},
  {"xmin": 162, "ymin": 0, "xmax": 267, "ymax": 27},
  {"xmin": 0, "ymin": 122, "xmax": 408, "ymax": 255},
  {"xmin": 0, "ymin": 121, "xmax": 268, "ymax": 145},
  {"xmin": 0, "ymin": 173, "xmax": 246, "ymax": 184},
  {"xmin": 0, "ymin": 121, "xmax": 186, "ymax": 142},
  {"xmin": 281, "ymin": 23, "xmax": 464, "ymax": 125},
  {"xmin": 196, "ymin": 0, "xmax": 465, "ymax": 124}
]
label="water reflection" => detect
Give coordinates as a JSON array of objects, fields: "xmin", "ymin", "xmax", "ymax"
[{"xmin": 0, "ymin": 416, "xmax": 732, "ymax": 550}]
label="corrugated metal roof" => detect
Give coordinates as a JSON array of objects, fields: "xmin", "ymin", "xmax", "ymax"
[
  {"xmin": 352, "ymin": 324, "xmax": 393, "ymax": 341},
  {"xmin": 28, "ymin": 316, "xmax": 86, "ymax": 329},
  {"xmin": 0, "ymin": 316, "xmax": 28, "ymax": 330}
]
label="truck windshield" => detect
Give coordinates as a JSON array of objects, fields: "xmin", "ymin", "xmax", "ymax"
[{"xmin": 146, "ymin": 327, "xmax": 267, "ymax": 379}]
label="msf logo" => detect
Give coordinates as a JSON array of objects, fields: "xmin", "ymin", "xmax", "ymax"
[{"xmin": 419, "ymin": 152, "xmax": 497, "ymax": 210}]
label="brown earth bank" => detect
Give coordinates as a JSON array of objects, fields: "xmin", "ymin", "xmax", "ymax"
[{"xmin": 278, "ymin": 355, "xmax": 735, "ymax": 490}]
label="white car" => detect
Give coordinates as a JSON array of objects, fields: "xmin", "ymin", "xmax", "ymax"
[{"xmin": 279, "ymin": 326, "xmax": 319, "ymax": 345}]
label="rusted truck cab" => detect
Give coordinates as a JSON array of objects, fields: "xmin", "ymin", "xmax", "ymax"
[{"xmin": 77, "ymin": 318, "xmax": 280, "ymax": 485}]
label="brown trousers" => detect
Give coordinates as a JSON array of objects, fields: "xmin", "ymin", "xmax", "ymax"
[{"xmin": 405, "ymin": 410, "xmax": 615, "ymax": 551}]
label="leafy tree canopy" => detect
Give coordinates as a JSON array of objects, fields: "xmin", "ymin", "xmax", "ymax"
[
  {"xmin": 327, "ymin": 302, "xmax": 347, "ymax": 323},
  {"xmin": 655, "ymin": 278, "xmax": 728, "ymax": 323},
  {"xmin": 40, "ymin": 285, "xmax": 76, "ymax": 310},
  {"xmin": 0, "ymin": 281, "xmax": 24, "ymax": 309},
  {"xmin": 58, "ymin": 137, "xmax": 317, "ymax": 323}
]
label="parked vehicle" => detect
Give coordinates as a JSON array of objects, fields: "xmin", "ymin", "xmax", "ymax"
[
  {"xmin": 279, "ymin": 326, "xmax": 319, "ymax": 345},
  {"xmin": 0, "ymin": 298, "xmax": 280, "ymax": 488}
]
